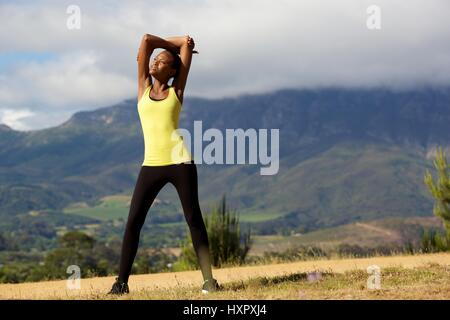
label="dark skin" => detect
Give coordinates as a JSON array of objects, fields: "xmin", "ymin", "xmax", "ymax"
[{"xmin": 137, "ymin": 34, "xmax": 198, "ymax": 105}]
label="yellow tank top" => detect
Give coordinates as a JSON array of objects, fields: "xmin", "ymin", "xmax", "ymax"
[{"xmin": 137, "ymin": 84, "xmax": 193, "ymax": 166}]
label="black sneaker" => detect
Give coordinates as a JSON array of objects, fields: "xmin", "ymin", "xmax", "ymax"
[
  {"xmin": 202, "ymin": 278, "xmax": 220, "ymax": 294},
  {"xmin": 108, "ymin": 277, "xmax": 129, "ymax": 295}
]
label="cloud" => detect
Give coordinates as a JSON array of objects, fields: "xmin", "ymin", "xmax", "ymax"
[
  {"xmin": 0, "ymin": 50, "xmax": 134, "ymax": 130},
  {"xmin": 0, "ymin": 108, "xmax": 35, "ymax": 131},
  {"xmin": 1, "ymin": 0, "xmax": 450, "ymax": 130}
]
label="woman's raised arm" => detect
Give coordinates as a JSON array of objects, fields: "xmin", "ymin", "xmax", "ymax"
[
  {"xmin": 164, "ymin": 36, "xmax": 199, "ymax": 54},
  {"xmin": 137, "ymin": 34, "xmax": 155, "ymax": 100},
  {"xmin": 143, "ymin": 34, "xmax": 180, "ymax": 54},
  {"xmin": 137, "ymin": 34, "xmax": 191, "ymax": 101},
  {"xmin": 165, "ymin": 35, "xmax": 198, "ymax": 102}
]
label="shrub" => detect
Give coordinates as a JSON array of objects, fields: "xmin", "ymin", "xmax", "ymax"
[{"xmin": 175, "ymin": 194, "xmax": 252, "ymax": 270}]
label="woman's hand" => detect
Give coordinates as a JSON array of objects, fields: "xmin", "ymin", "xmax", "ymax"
[{"xmin": 186, "ymin": 35, "xmax": 199, "ymax": 54}]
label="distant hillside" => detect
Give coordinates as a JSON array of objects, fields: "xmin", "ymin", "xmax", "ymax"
[
  {"xmin": 1, "ymin": 86, "xmax": 450, "ymax": 234},
  {"xmin": 250, "ymin": 216, "xmax": 445, "ymax": 255},
  {"xmin": 0, "ymin": 124, "xmax": 13, "ymax": 131}
]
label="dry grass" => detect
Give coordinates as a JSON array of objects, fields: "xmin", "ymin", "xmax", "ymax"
[{"xmin": 1, "ymin": 252, "xmax": 449, "ymax": 300}]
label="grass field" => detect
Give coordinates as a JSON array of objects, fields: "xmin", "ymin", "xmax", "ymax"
[
  {"xmin": 61, "ymin": 193, "xmax": 282, "ymax": 224},
  {"xmin": 1, "ymin": 252, "xmax": 449, "ymax": 300},
  {"xmin": 62, "ymin": 195, "xmax": 131, "ymax": 221}
]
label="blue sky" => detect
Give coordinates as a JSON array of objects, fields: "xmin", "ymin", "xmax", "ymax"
[
  {"xmin": 0, "ymin": 0, "xmax": 449, "ymax": 131},
  {"xmin": 0, "ymin": 52, "xmax": 57, "ymax": 70}
]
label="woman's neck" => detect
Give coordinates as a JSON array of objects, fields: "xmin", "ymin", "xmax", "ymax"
[{"xmin": 151, "ymin": 80, "xmax": 170, "ymax": 93}]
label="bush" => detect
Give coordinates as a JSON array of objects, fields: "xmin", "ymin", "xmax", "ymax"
[
  {"xmin": 420, "ymin": 228, "xmax": 450, "ymax": 253},
  {"xmin": 175, "ymin": 194, "xmax": 252, "ymax": 270},
  {"xmin": 261, "ymin": 245, "xmax": 328, "ymax": 262}
]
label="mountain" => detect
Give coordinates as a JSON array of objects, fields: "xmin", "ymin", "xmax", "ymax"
[
  {"xmin": 0, "ymin": 124, "xmax": 13, "ymax": 131},
  {"xmin": 0, "ymin": 86, "xmax": 449, "ymax": 234}
]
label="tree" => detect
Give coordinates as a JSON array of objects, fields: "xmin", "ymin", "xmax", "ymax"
[
  {"xmin": 424, "ymin": 146, "xmax": 450, "ymax": 234},
  {"xmin": 59, "ymin": 231, "xmax": 95, "ymax": 249},
  {"xmin": 133, "ymin": 248, "xmax": 177, "ymax": 274},
  {"xmin": 423, "ymin": 146, "xmax": 450, "ymax": 251},
  {"xmin": 0, "ymin": 231, "xmax": 126, "ymax": 283},
  {"xmin": 40, "ymin": 231, "xmax": 104, "ymax": 279},
  {"xmin": 175, "ymin": 194, "xmax": 252, "ymax": 270}
]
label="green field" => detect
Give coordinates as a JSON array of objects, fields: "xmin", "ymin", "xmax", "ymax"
[
  {"xmin": 63, "ymin": 195, "xmax": 131, "ymax": 221},
  {"xmin": 62, "ymin": 193, "xmax": 286, "ymax": 224}
]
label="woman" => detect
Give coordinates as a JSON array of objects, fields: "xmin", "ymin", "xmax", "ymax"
[{"xmin": 108, "ymin": 34, "xmax": 220, "ymax": 295}]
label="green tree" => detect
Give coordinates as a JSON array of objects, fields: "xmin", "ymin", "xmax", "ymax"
[
  {"xmin": 423, "ymin": 146, "xmax": 450, "ymax": 251},
  {"xmin": 133, "ymin": 248, "xmax": 177, "ymax": 274},
  {"xmin": 0, "ymin": 231, "xmax": 123, "ymax": 283},
  {"xmin": 38, "ymin": 231, "xmax": 107, "ymax": 279},
  {"xmin": 59, "ymin": 231, "xmax": 95, "ymax": 249},
  {"xmin": 175, "ymin": 194, "xmax": 252, "ymax": 270}
]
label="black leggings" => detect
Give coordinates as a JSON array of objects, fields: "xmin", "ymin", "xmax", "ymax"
[{"xmin": 118, "ymin": 160, "xmax": 213, "ymax": 283}]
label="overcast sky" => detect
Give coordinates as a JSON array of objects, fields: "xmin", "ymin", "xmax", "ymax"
[{"xmin": 0, "ymin": 0, "xmax": 449, "ymax": 131}]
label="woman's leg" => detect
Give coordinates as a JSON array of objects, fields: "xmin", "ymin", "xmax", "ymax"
[
  {"xmin": 169, "ymin": 162, "xmax": 214, "ymax": 281},
  {"xmin": 118, "ymin": 166, "xmax": 167, "ymax": 283}
]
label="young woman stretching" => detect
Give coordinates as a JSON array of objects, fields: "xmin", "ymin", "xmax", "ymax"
[{"xmin": 108, "ymin": 34, "xmax": 219, "ymax": 295}]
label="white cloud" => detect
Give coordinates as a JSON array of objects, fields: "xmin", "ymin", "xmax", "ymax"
[
  {"xmin": 0, "ymin": 0, "xmax": 450, "ymax": 130},
  {"xmin": 0, "ymin": 108, "xmax": 35, "ymax": 131},
  {"xmin": 0, "ymin": 51, "xmax": 134, "ymax": 130}
]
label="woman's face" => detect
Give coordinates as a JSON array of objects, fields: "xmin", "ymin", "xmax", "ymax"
[{"xmin": 150, "ymin": 51, "xmax": 175, "ymax": 79}]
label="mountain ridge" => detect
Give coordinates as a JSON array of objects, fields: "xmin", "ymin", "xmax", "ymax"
[{"xmin": 1, "ymin": 85, "xmax": 449, "ymax": 234}]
